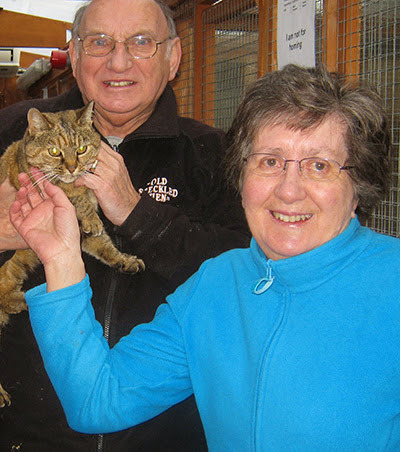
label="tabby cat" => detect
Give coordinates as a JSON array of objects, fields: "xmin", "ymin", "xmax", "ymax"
[{"xmin": 0, "ymin": 102, "xmax": 144, "ymax": 407}]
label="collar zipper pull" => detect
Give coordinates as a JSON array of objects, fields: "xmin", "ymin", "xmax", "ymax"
[{"xmin": 253, "ymin": 265, "xmax": 274, "ymax": 294}]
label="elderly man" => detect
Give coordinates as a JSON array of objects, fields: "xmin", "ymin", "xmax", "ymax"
[{"xmin": 0, "ymin": 0, "xmax": 249, "ymax": 451}]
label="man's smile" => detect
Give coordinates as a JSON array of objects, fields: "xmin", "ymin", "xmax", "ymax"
[{"xmin": 104, "ymin": 80, "xmax": 135, "ymax": 87}]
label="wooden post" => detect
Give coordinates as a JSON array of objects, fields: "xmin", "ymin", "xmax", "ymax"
[
  {"xmin": 172, "ymin": 16, "xmax": 196, "ymax": 118},
  {"xmin": 325, "ymin": 0, "xmax": 339, "ymax": 72},
  {"xmin": 338, "ymin": 0, "xmax": 361, "ymax": 78},
  {"xmin": 257, "ymin": 0, "xmax": 278, "ymax": 77},
  {"xmin": 194, "ymin": 2, "xmax": 212, "ymax": 121}
]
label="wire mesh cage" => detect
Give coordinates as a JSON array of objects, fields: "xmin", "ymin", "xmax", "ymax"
[
  {"xmin": 172, "ymin": 0, "xmax": 400, "ymax": 237},
  {"xmin": 200, "ymin": 0, "xmax": 259, "ymax": 131}
]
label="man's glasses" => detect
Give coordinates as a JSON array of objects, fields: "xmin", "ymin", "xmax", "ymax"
[
  {"xmin": 77, "ymin": 34, "xmax": 170, "ymax": 59},
  {"xmin": 243, "ymin": 153, "xmax": 354, "ymax": 181}
]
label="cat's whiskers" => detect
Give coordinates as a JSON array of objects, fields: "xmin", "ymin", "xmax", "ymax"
[
  {"xmin": 19, "ymin": 172, "xmax": 59, "ymax": 200},
  {"xmin": 30, "ymin": 173, "xmax": 53, "ymax": 188}
]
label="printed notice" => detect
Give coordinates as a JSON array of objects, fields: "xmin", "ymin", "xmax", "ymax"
[{"xmin": 277, "ymin": 0, "xmax": 315, "ymax": 69}]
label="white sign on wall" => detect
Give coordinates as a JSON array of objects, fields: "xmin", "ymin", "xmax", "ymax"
[{"xmin": 277, "ymin": 0, "xmax": 315, "ymax": 69}]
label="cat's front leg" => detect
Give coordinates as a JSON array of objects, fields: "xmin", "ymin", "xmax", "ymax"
[
  {"xmin": 0, "ymin": 382, "xmax": 11, "ymax": 408},
  {"xmin": 83, "ymin": 234, "xmax": 145, "ymax": 273},
  {"xmin": 68, "ymin": 193, "xmax": 104, "ymax": 237},
  {"xmin": 0, "ymin": 311, "xmax": 11, "ymax": 407},
  {"xmin": 0, "ymin": 249, "xmax": 38, "ymax": 315}
]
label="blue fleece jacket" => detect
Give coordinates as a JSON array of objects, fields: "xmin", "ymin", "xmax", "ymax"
[{"xmin": 26, "ymin": 218, "xmax": 400, "ymax": 451}]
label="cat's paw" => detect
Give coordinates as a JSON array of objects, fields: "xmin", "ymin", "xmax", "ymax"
[
  {"xmin": 118, "ymin": 255, "xmax": 145, "ymax": 274},
  {"xmin": 0, "ymin": 382, "xmax": 11, "ymax": 408},
  {"xmin": 81, "ymin": 217, "xmax": 104, "ymax": 237}
]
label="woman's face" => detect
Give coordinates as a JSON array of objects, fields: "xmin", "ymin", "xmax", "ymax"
[{"xmin": 241, "ymin": 116, "xmax": 358, "ymax": 260}]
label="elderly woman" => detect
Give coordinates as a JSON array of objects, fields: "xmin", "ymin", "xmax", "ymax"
[{"xmin": 10, "ymin": 65, "xmax": 400, "ymax": 451}]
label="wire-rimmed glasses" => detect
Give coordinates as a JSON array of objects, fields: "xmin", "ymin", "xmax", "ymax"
[
  {"xmin": 77, "ymin": 34, "xmax": 170, "ymax": 59},
  {"xmin": 243, "ymin": 153, "xmax": 354, "ymax": 182}
]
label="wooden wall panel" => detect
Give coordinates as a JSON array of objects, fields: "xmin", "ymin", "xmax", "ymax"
[{"xmin": 0, "ymin": 9, "xmax": 71, "ymax": 48}]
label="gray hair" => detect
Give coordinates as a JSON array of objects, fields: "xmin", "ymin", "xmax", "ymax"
[
  {"xmin": 225, "ymin": 64, "xmax": 392, "ymax": 221},
  {"xmin": 71, "ymin": 0, "xmax": 178, "ymax": 40}
]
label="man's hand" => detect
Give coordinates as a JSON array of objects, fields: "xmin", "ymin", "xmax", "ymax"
[
  {"xmin": 10, "ymin": 172, "xmax": 85, "ymax": 291},
  {"xmin": 0, "ymin": 177, "xmax": 28, "ymax": 252},
  {"xmin": 75, "ymin": 142, "xmax": 141, "ymax": 226}
]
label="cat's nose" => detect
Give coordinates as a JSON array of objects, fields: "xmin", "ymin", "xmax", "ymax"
[{"xmin": 67, "ymin": 165, "xmax": 77, "ymax": 174}]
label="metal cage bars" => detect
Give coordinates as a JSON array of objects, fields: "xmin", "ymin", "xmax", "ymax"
[{"xmin": 172, "ymin": 0, "xmax": 400, "ymax": 237}]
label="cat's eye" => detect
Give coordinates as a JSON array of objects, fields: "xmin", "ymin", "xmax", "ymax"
[
  {"xmin": 77, "ymin": 145, "xmax": 87, "ymax": 154},
  {"xmin": 49, "ymin": 147, "xmax": 61, "ymax": 157}
]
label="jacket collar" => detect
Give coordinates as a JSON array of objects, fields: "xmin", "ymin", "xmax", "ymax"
[
  {"xmin": 250, "ymin": 217, "xmax": 372, "ymax": 293},
  {"xmin": 71, "ymin": 83, "xmax": 179, "ymax": 141},
  {"xmin": 125, "ymin": 84, "xmax": 180, "ymax": 140},
  {"xmin": 64, "ymin": 84, "xmax": 84, "ymax": 108}
]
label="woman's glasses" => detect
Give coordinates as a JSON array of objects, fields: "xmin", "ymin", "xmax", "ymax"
[{"xmin": 244, "ymin": 153, "xmax": 354, "ymax": 181}]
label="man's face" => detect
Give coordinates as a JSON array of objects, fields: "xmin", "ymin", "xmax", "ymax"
[{"xmin": 69, "ymin": 0, "xmax": 181, "ymax": 128}]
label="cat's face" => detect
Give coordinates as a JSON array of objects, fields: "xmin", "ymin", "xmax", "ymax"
[{"xmin": 24, "ymin": 102, "xmax": 101, "ymax": 184}]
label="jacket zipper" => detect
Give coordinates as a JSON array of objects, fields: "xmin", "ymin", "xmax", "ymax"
[
  {"xmin": 253, "ymin": 268, "xmax": 288, "ymax": 452},
  {"xmin": 97, "ymin": 144, "xmax": 120, "ymax": 452},
  {"xmin": 96, "ymin": 263, "xmax": 119, "ymax": 452}
]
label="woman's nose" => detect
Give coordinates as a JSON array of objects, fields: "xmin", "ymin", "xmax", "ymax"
[{"xmin": 274, "ymin": 162, "xmax": 307, "ymax": 203}]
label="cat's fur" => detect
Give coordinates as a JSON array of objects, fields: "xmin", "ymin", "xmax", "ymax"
[{"xmin": 0, "ymin": 102, "xmax": 144, "ymax": 407}]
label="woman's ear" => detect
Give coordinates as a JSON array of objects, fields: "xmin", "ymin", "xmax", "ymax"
[{"xmin": 351, "ymin": 198, "xmax": 359, "ymax": 218}]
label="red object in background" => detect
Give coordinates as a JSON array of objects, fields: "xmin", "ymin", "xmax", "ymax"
[{"xmin": 50, "ymin": 50, "xmax": 69, "ymax": 69}]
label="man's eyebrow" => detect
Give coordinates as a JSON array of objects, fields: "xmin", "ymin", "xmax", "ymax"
[
  {"xmin": 128, "ymin": 29, "xmax": 158, "ymax": 38},
  {"xmin": 80, "ymin": 29, "xmax": 157, "ymax": 38}
]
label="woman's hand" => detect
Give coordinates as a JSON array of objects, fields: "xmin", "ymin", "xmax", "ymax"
[
  {"xmin": 10, "ymin": 171, "xmax": 85, "ymax": 291},
  {"xmin": 75, "ymin": 141, "xmax": 141, "ymax": 226}
]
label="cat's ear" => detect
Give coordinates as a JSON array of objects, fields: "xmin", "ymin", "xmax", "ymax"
[
  {"xmin": 78, "ymin": 101, "xmax": 95, "ymax": 127},
  {"xmin": 27, "ymin": 108, "xmax": 52, "ymax": 135}
]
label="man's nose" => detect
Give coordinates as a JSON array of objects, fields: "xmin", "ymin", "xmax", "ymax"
[{"xmin": 106, "ymin": 41, "xmax": 133, "ymax": 72}]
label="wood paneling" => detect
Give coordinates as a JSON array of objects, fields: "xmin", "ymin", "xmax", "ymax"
[{"xmin": 0, "ymin": 9, "xmax": 71, "ymax": 48}]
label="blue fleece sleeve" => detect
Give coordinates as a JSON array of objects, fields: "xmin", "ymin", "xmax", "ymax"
[{"xmin": 25, "ymin": 275, "xmax": 193, "ymax": 434}]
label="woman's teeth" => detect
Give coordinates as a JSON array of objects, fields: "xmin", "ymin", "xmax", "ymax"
[{"xmin": 272, "ymin": 212, "xmax": 312, "ymax": 223}]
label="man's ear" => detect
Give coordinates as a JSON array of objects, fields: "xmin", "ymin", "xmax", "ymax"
[
  {"xmin": 68, "ymin": 40, "xmax": 78, "ymax": 78},
  {"xmin": 168, "ymin": 38, "xmax": 182, "ymax": 81}
]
